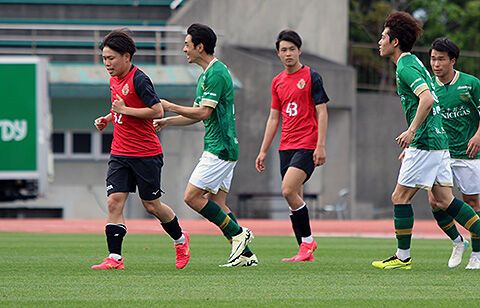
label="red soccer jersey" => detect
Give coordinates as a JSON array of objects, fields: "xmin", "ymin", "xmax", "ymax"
[
  {"xmin": 109, "ymin": 66, "xmax": 162, "ymax": 157},
  {"xmin": 271, "ymin": 65, "xmax": 329, "ymax": 150}
]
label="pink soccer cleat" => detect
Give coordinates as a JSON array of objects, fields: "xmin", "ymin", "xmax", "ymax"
[
  {"xmin": 281, "ymin": 254, "xmax": 315, "ymax": 262},
  {"xmin": 91, "ymin": 257, "xmax": 124, "ymax": 270},
  {"xmin": 281, "ymin": 241, "xmax": 317, "ymax": 262},
  {"xmin": 175, "ymin": 232, "xmax": 190, "ymax": 269}
]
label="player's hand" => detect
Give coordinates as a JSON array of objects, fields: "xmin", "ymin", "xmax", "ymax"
[
  {"xmin": 395, "ymin": 129, "xmax": 415, "ymax": 149},
  {"xmin": 160, "ymin": 99, "xmax": 172, "ymax": 112},
  {"xmin": 398, "ymin": 150, "xmax": 405, "ymax": 161},
  {"xmin": 94, "ymin": 116, "xmax": 109, "ymax": 131},
  {"xmin": 467, "ymin": 134, "xmax": 480, "ymax": 158},
  {"xmin": 255, "ymin": 152, "xmax": 266, "ymax": 173},
  {"xmin": 313, "ymin": 146, "xmax": 326, "ymax": 166},
  {"xmin": 111, "ymin": 94, "xmax": 126, "ymax": 114},
  {"xmin": 153, "ymin": 118, "xmax": 168, "ymax": 132}
]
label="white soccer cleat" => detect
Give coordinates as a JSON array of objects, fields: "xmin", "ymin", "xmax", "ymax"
[
  {"xmin": 448, "ymin": 240, "xmax": 468, "ymax": 268},
  {"xmin": 228, "ymin": 227, "xmax": 254, "ymax": 263},
  {"xmin": 219, "ymin": 254, "xmax": 259, "ymax": 267},
  {"xmin": 465, "ymin": 254, "xmax": 480, "ymax": 270}
]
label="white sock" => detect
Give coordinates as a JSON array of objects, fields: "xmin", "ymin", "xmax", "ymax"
[
  {"xmin": 452, "ymin": 235, "xmax": 463, "ymax": 244},
  {"xmin": 174, "ymin": 234, "xmax": 186, "ymax": 245},
  {"xmin": 396, "ymin": 248, "xmax": 410, "ymax": 260},
  {"xmin": 108, "ymin": 253, "xmax": 122, "ymax": 261},
  {"xmin": 289, "ymin": 202, "xmax": 306, "ymax": 212},
  {"xmin": 471, "ymin": 252, "xmax": 480, "ymax": 258},
  {"xmin": 301, "ymin": 236, "xmax": 314, "ymax": 243}
]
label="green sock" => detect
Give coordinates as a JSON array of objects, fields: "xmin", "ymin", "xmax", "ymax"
[
  {"xmin": 226, "ymin": 212, "xmax": 253, "ymax": 256},
  {"xmin": 472, "ymin": 211, "xmax": 480, "ymax": 252},
  {"xmin": 199, "ymin": 200, "xmax": 241, "ymax": 238},
  {"xmin": 432, "ymin": 208, "xmax": 460, "ymax": 241},
  {"xmin": 446, "ymin": 198, "xmax": 480, "ymax": 236},
  {"xmin": 394, "ymin": 204, "xmax": 414, "ymax": 250}
]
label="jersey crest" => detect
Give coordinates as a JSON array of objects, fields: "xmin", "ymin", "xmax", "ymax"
[
  {"xmin": 122, "ymin": 83, "xmax": 129, "ymax": 95},
  {"xmin": 297, "ymin": 78, "xmax": 306, "ymax": 89}
]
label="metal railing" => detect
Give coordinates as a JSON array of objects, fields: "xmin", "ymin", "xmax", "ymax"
[
  {"xmin": 349, "ymin": 42, "xmax": 480, "ymax": 92},
  {"xmin": 0, "ymin": 23, "xmax": 187, "ymax": 64}
]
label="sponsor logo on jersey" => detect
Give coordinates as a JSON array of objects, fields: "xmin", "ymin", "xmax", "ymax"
[
  {"xmin": 457, "ymin": 85, "xmax": 471, "ymax": 91},
  {"xmin": 122, "ymin": 83, "xmax": 129, "ymax": 95},
  {"xmin": 442, "ymin": 105, "xmax": 471, "ymax": 119},
  {"xmin": 297, "ymin": 78, "xmax": 306, "ymax": 89}
]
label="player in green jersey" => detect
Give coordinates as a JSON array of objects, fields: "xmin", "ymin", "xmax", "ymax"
[
  {"xmin": 372, "ymin": 12, "xmax": 480, "ymax": 270},
  {"xmin": 427, "ymin": 37, "xmax": 480, "ymax": 269},
  {"xmin": 153, "ymin": 24, "xmax": 256, "ymax": 267}
]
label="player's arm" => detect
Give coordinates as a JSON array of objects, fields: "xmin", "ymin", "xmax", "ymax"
[
  {"xmin": 467, "ymin": 78, "xmax": 480, "ymax": 157},
  {"xmin": 161, "ymin": 99, "xmax": 213, "ymax": 121},
  {"xmin": 94, "ymin": 113, "xmax": 112, "ymax": 131},
  {"xmin": 396, "ymin": 89, "xmax": 433, "ymax": 148},
  {"xmin": 112, "ymin": 94, "xmax": 164, "ymax": 119},
  {"xmin": 314, "ymin": 103, "xmax": 328, "ymax": 166},
  {"xmin": 467, "ymin": 125, "xmax": 480, "ymax": 158},
  {"xmin": 163, "ymin": 71, "xmax": 227, "ymax": 120},
  {"xmin": 311, "ymin": 69, "xmax": 329, "ymax": 166},
  {"xmin": 395, "ymin": 67, "xmax": 433, "ymax": 148},
  {"xmin": 112, "ymin": 69, "xmax": 165, "ymax": 119},
  {"xmin": 153, "ymin": 114, "xmax": 200, "ymax": 132},
  {"xmin": 255, "ymin": 108, "xmax": 280, "ymax": 172}
]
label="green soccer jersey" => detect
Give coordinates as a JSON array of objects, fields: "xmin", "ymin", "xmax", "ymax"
[
  {"xmin": 435, "ymin": 71, "xmax": 480, "ymax": 159},
  {"xmin": 194, "ymin": 58, "xmax": 239, "ymax": 161},
  {"xmin": 395, "ymin": 53, "xmax": 449, "ymax": 150}
]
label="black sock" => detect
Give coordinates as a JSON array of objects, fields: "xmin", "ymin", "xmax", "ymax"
[
  {"xmin": 105, "ymin": 223, "xmax": 127, "ymax": 256},
  {"xmin": 161, "ymin": 216, "xmax": 183, "ymax": 241},
  {"xmin": 291, "ymin": 204, "xmax": 312, "ymax": 238},
  {"xmin": 289, "ymin": 214, "xmax": 302, "ymax": 246}
]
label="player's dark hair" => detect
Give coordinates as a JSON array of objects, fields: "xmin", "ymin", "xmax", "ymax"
[
  {"xmin": 275, "ymin": 30, "xmax": 302, "ymax": 51},
  {"xmin": 187, "ymin": 23, "xmax": 217, "ymax": 55},
  {"xmin": 384, "ymin": 11, "xmax": 422, "ymax": 52},
  {"xmin": 429, "ymin": 37, "xmax": 460, "ymax": 60},
  {"xmin": 100, "ymin": 28, "xmax": 136, "ymax": 60}
]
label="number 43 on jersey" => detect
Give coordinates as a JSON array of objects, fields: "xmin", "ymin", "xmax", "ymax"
[{"xmin": 286, "ymin": 102, "xmax": 298, "ymax": 116}]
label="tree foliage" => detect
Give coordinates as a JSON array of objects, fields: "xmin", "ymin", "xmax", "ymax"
[
  {"xmin": 350, "ymin": 0, "xmax": 480, "ymax": 50},
  {"xmin": 350, "ymin": 0, "xmax": 479, "ymax": 90}
]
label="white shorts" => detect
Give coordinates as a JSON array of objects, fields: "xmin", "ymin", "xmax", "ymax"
[
  {"xmin": 397, "ymin": 148, "xmax": 453, "ymax": 190},
  {"xmin": 451, "ymin": 159, "xmax": 480, "ymax": 195},
  {"xmin": 189, "ymin": 151, "xmax": 237, "ymax": 194}
]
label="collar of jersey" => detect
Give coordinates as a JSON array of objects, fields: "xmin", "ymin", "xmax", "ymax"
[
  {"xmin": 204, "ymin": 57, "xmax": 218, "ymax": 73},
  {"xmin": 435, "ymin": 70, "xmax": 459, "ymax": 87},
  {"xmin": 397, "ymin": 52, "xmax": 411, "ymax": 62}
]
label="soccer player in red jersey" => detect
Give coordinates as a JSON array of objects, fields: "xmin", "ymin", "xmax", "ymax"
[
  {"xmin": 91, "ymin": 29, "xmax": 190, "ymax": 270},
  {"xmin": 255, "ymin": 30, "xmax": 329, "ymax": 262}
]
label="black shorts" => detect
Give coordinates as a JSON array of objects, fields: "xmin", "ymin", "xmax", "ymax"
[
  {"xmin": 106, "ymin": 154, "xmax": 164, "ymax": 201},
  {"xmin": 279, "ymin": 149, "xmax": 315, "ymax": 183}
]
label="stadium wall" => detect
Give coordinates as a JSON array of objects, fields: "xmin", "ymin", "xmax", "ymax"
[
  {"xmin": 168, "ymin": 0, "xmax": 349, "ymax": 65},
  {"xmin": 356, "ymin": 93, "xmax": 433, "ymax": 219}
]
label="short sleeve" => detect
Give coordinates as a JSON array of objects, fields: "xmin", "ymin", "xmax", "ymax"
[
  {"xmin": 398, "ymin": 66, "xmax": 429, "ymax": 97},
  {"xmin": 201, "ymin": 73, "xmax": 225, "ymax": 108},
  {"xmin": 133, "ymin": 69, "xmax": 160, "ymax": 107},
  {"xmin": 271, "ymin": 78, "xmax": 281, "ymax": 110},
  {"xmin": 471, "ymin": 76, "xmax": 480, "ymax": 109},
  {"xmin": 310, "ymin": 69, "xmax": 329, "ymax": 104}
]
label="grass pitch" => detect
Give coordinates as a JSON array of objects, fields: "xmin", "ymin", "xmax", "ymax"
[{"xmin": 0, "ymin": 232, "xmax": 478, "ymax": 307}]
